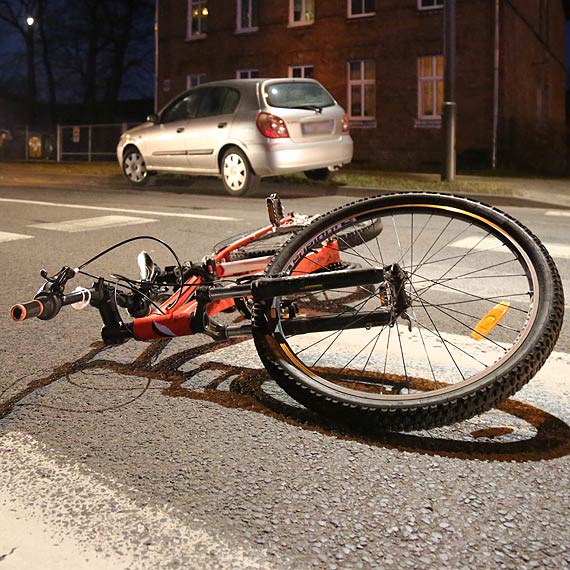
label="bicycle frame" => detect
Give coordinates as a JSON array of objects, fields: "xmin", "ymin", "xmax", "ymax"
[{"xmin": 131, "ymin": 217, "xmax": 357, "ymax": 341}]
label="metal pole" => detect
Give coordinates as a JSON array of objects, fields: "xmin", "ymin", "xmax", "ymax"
[
  {"xmin": 56, "ymin": 124, "xmax": 61, "ymax": 163},
  {"xmin": 154, "ymin": 0, "xmax": 159, "ymax": 113},
  {"xmin": 441, "ymin": 0, "xmax": 456, "ymax": 181},
  {"xmin": 88, "ymin": 125, "xmax": 92, "ymax": 162},
  {"xmin": 491, "ymin": 0, "xmax": 500, "ymax": 169}
]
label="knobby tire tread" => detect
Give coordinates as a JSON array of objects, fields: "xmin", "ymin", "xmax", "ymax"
[{"xmin": 252, "ymin": 192, "xmax": 565, "ymax": 431}]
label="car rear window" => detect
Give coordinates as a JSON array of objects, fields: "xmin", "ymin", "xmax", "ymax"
[{"xmin": 264, "ymin": 81, "xmax": 335, "ymax": 110}]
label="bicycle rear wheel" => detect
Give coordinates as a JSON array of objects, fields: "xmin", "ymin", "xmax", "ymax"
[{"xmin": 253, "ymin": 193, "xmax": 564, "ymax": 431}]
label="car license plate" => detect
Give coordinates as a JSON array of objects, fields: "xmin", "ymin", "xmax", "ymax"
[{"xmin": 301, "ymin": 120, "xmax": 334, "ymax": 135}]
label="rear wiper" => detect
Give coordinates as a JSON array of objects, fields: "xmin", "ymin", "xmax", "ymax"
[{"xmin": 290, "ymin": 105, "xmax": 323, "ymax": 113}]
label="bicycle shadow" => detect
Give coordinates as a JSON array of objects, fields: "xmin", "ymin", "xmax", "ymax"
[{"xmin": 4, "ymin": 336, "xmax": 570, "ymax": 463}]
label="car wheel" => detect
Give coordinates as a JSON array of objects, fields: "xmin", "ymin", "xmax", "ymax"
[
  {"xmin": 122, "ymin": 147, "xmax": 152, "ymax": 186},
  {"xmin": 304, "ymin": 168, "xmax": 332, "ymax": 182},
  {"xmin": 221, "ymin": 147, "xmax": 260, "ymax": 197}
]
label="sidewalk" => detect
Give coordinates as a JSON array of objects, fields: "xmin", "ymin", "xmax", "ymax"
[{"xmin": 0, "ymin": 161, "xmax": 568, "ymax": 209}]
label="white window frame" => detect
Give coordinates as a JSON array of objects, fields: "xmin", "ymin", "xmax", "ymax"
[
  {"xmin": 417, "ymin": 55, "xmax": 444, "ymax": 123},
  {"xmin": 236, "ymin": 69, "xmax": 259, "ymax": 79},
  {"xmin": 347, "ymin": 59, "xmax": 376, "ymax": 122},
  {"xmin": 289, "ymin": 0, "xmax": 315, "ymax": 27},
  {"xmin": 288, "ymin": 65, "xmax": 314, "ymax": 78},
  {"xmin": 186, "ymin": 74, "xmax": 206, "ymax": 89},
  {"xmin": 417, "ymin": 0, "xmax": 444, "ymax": 11},
  {"xmin": 236, "ymin": 0, "xmax": 258, "ymax": 33},
  {"xmin": 187, "ymin": 0, "xmax": 208, "ymax": 40},
  {"xmin": 348, "ymin": 0, "xmax": 375, "ymax": 19}
]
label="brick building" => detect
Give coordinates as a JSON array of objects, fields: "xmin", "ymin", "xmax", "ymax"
[{"xmin": 156, "ymin": 0, "xmax": 570, "ymax": 173}]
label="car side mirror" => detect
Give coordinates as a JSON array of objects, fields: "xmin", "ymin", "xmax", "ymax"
[{"xmin": 146, "ymin": 113, "xmax": 159, "ymax": 124}]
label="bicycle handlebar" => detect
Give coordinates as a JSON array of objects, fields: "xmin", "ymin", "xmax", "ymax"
[{"xmin": 10, "ymin": 288, "xmax": 95, "ymax": 322}]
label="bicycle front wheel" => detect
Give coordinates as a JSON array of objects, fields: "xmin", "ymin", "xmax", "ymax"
[{"xmin": 253, "ymin": 193, "xmax": 564, "ymax": 431}]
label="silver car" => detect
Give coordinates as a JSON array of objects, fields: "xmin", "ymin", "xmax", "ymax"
[{"xmin": 117, "ymin": 78, "xmax": 353, "ymax": 196}]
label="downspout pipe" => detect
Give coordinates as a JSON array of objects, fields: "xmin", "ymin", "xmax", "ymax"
[{"xmin": 492, "ymin": 0, "xmax": 500, "ymax": 169}]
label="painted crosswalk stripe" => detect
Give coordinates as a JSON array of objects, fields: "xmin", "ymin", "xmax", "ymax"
[
  {"xmin": 29, "ymin": 215, "xmax": 157, "ymax": 233},
  {"xmin": 451, "ymin": 236, "xmax": 570, "ymax": 260},
  {"xmin": 0, "ymin": 230, "xmax": 34, "ymax": 243},
  {"xmin": 0, "ymin": 197, "xmax": 239, "ymax": 221},
  {"xmin": 545, "ymin": 210, "xmax": 570, "ymax": 217}
]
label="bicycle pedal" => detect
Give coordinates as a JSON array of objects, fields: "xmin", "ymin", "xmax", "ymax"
[{"xmin": 266, "ymin": 193, "xmax": 284, "ymax": 227}]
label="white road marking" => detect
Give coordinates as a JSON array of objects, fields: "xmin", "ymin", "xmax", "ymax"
[
  {"xmin": 545, "ymin": 210, "xmax": 570, "ymax": 217},
  {"xmin": 29, "ymin": 215, "xmax": 156, "ymax": 233},
  {"xmin": 0, "ymin": 431, "xmax": 273, "ymax": 570},
  {"xmin": 0, "ymin": 197, "xmax": 239, "ymax": 221},
  {"xmin": 451, "ymin": 236, "xmax": 570, "ymax": 259},
  {"xmin": 0, "ymin": 231, "xmax": 33, "ymax": 243}
]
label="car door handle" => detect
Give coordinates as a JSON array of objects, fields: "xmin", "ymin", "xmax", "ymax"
[
  {"xmin": 176, "ymin": 127, "xmax": 185, "ymax": 133},
  {"xmin": 218, "ymin": 122, "xmax": 227, "ymax": 129}
]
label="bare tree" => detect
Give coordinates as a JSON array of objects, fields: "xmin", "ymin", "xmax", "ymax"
[{"xmin": 0, "ymin": 0, "xmax": 154, "ymax": 124}]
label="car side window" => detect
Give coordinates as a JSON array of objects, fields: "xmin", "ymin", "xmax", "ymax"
[
  {"xmin": 196, "ymin": 87, "xmax": 241, "ymax": 118},
  {"xmin": 161, "ymin": 91, "xmax": 201, "ymax": 123}
]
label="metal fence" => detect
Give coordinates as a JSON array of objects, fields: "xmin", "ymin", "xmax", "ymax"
[{"xmin": 0, "ymin": 123, "xmax": 132, "ymax": 162}]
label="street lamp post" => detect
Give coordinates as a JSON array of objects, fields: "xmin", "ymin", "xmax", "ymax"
[
  {"xmin": 441, "ymin": 0, "xmax": 456, "ymax": 181},
  {"xmin": 25, "ymin": 15, "xmax": 37, "ymax": 124}
]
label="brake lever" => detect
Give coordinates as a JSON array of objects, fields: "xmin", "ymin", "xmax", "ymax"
[{"xmin": 39, "ymin": 266, "xmax": 77, "ymax": 293}]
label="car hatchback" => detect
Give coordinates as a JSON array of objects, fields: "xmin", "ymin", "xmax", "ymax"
[{"xmin": 117, "ymin": 78, "xmax": 353, "ymax": 196}]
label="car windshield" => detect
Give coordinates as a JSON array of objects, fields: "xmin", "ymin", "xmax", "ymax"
[{"xmin": 264, "ymin": 82, "xmax": 335, "ymax": 110}]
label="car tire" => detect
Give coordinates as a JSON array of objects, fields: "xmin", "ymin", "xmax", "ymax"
[
  {"xmin": 221, "ymin": 147, "xmax": 260, "ymax": 197},
  {"xmin": 122, "ymin": 147, "xmax": 153, "ymax": 186},
  {"xmin": 304, "ymin": 168, "xmax": 332, "ymax": 182}
]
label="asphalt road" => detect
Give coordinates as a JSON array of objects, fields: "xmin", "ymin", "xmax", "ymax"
[{"xmin": 0, "ymin": 180, "xmax": 569, "ymax": 569}]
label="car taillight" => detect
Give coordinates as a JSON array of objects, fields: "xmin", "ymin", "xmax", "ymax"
[
  {"xmin": 256, "ymin": 112, "xmax": 290, "ymax": 139},
  {"xmin": 342, "ymin": 114, "xmax": 349, "ymax": 133}
]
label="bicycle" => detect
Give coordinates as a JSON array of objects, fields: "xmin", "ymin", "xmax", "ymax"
[{"xmin": 10, "ymin": 193, "xmax": 565, "ymax": 431}]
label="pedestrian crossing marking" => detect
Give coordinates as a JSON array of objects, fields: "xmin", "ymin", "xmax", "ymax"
[
  {"xmin": 29, "ymin": 215, "xmax": 157, "ymax": 233},
  {"xmin": 451, "ymin": 236, "xmax": 570, "ymax": 260},
  {"xmin": 546, "ymin": 210, "xmax": 570, "ymax": 217},
  {"xmin": 0, "ymin": 231, "xmax": 34, "ymax": 243}
]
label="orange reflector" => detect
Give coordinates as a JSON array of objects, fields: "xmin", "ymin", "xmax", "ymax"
[{"xmin": 471, "ymin": 302, "xmax": 510, "ymax": 341}]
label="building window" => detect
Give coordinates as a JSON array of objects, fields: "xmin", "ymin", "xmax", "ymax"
[
  {"xmin": 289, "ymin": 0, "xmax": 315, "ymax": 26},
  {"xmin": 187, "ymin": 74, "xmax": 206, "ymax": 89},
  {"xmin": 347, "ymin": 60, "xmax": 376, "ymax": 120},
  {"xmin": 236, "ymin": 69, "xmax": 259, "ymax": 79},
  {"xmin": 188, "ymin": 0, "xmax": 208, "ymax": 39},
  {"xmin": 348, "ymin": 0, "xmax": 375, "ymax": 18},
  {"xmin": 288, "ymin": 65, "xmax": 314, "ymax": 78},
  {"xmin": 418, "ymin": 55, "xmax": 444, "ymax": 121},
  {"xmin": 418, "ymin": 0, "xmax": 443, "ymax": 10},
  {"xmin": 237, "ymin": 0, "xmax": 258, "ymax": 32}
]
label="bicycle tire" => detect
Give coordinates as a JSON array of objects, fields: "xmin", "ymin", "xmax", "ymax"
[
  {"xmin": 252, "ymin": 193, "xmax": 564, "ymax": 431},
  {"xmin": 214, "ymin": 219, "xmax": 383, "ymax": 261}
]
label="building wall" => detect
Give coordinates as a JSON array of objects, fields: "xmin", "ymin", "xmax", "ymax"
[
  {"xmin": 500, "ymin": 0, "xmax": 568, "ymax": 172},
  {"xmin": 157, "ymin": 0, "xmax": 568, "ymax": 173}
]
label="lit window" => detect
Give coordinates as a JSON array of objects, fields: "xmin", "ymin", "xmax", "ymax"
[
  {"xmin": 347, "ymin": 59, "xmax": 376, "ymax": 120},
  {"xmin": 188, "ymin": 0, "xmax": 208, "ymax": 39},
  {"xmin": 186, "ymin": 74, "xmax": 206, "ymax": 89},
  {"xmin": 236, "ymin": 69, "xmax": 259, "ymax": 79},
  {"xmin": 237, "ymin": 0, "xmax": 258, "ymax": 32},
  {"xmin": 289, "ymin": 0, "xmax": 315, "ymax": 26},
  {"xmin": 288, "ymin": 65, "xmax": 314, "ymax": 79},
  {"xmin": 418, "ymin": 55, "xmax": 444, "ymax": 120},
  {"xmin": 348, "ymin": 0, "xmax": 375, "ymax": 18},
  {"xmin": 418, "ymin": 0, "xmax": 444, "ymax": 10}
]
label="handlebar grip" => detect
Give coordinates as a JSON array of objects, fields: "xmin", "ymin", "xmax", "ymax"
[{"xmin": 10, "ymin": 300, "xmax": 44, "ymax": 321}]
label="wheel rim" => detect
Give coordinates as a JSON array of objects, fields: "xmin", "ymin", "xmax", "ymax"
[
  {"xmin": 124, "ymin": 152, "xmax": 147, "ymax": 183},
  {"xmin": 223, "ymin": 153, "xmax": 247, "ymax": 191},
  {"xmin": 264, "ymin": 203, "xmax": 541, "ymax": 405}
]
